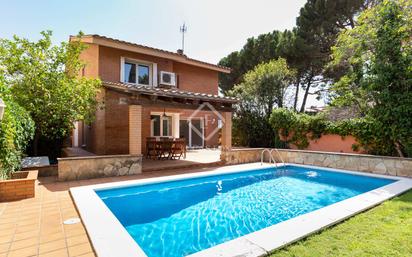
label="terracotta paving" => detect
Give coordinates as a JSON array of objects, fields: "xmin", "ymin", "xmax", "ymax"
[{"xmin": 0, "ymin": 165, "xmax": 222, "ymax": 257}]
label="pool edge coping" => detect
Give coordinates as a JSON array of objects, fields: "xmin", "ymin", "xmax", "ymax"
[{"xmin": 70, "ymin": 163, "xmax": 412, "ymax": 257}]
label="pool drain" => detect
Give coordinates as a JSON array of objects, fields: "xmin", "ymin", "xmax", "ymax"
[{"xmin": 63, "ymin": 218, "xmax": 81, "ymax": 225}]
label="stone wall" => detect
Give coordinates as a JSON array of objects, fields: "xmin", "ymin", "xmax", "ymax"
[
  {"xmin": 221, "ymin": 148, "xmax": 412, "ymax": 178},
  {"xmin": 0, "ymin": 170, "xmax": 38, "ymax": 201},
  {"xmin": 22, "ymin": 164, "xmax": 58, "ymax": 177},
  {"xmin": 221, "ymin": 148, "xmax": 265, "ymax": 165},
  {"xmin": 58, "ymin": 155, "xmax": 142, "ymax": 181}
]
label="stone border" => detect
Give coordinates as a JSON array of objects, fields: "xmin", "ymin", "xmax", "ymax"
[
  {"xmin": 228, "ymin": 147, "xmax": 412, "ymax": 160},
  {"xmin": 70, "ymin": 163, "xmax": 412, "ymax": 257},
  {"xmin": 58, "ymin": 154, "xmax": 143, "ymax": 181},
  {"xmin": 221, "ymin": 148, "xmax": 412, "ymax": 178},
  {"xmin": 22, "ymin": 164, "xmax": 58, "ymax": 177},
  {"xmin": 0, "ymin": 170, "xmax": 38, "ymax": 201},
  {"xmin": 58, "ymin": 154, "xmax": 136, "ymax": 161}
]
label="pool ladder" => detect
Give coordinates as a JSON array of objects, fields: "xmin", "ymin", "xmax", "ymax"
[{"xmin": 260, "ymin": 149, "xmax": 285, "ymax": 167}]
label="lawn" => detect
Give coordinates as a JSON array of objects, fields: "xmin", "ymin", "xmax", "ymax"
[{"xmin": 270, "ymin": 190, "xmax": 412, "ymax": 257}]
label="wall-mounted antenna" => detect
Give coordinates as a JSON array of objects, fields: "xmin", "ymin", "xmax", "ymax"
[{"xmin": 180, "ymin": 23, "xmax": 187, "ymax": 53}]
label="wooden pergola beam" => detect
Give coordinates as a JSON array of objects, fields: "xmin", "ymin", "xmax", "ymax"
[
  {"xmin": 130, "ymin": 95, "xmax": 233, "ymax": 112},
  {"xmin": 105, "ymin": 86, "xmax": 236, "ymax": 112}
]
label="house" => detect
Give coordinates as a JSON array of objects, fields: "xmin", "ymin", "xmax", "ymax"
[{"xmin": 69, "ymin": 34, "xmax": 237, "ymax": 156}]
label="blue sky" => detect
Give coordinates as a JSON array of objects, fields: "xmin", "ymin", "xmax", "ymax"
[{"xmin": 1, "ymin": 0, "xmax": 306, "ymax": 64}]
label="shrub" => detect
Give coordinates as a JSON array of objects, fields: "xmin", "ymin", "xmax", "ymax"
[
  {"xmin": 0, "ymin": 94, "xmax": 34, "ymax": 179},
  {"xmin": 270, "ymin": 108, "xmax": 328, "ymax": 149},
  {"xmin": 270, "ymin": 108, "xmax": 410, "ymax": 156}
]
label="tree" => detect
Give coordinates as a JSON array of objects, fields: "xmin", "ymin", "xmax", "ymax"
[
  {"xmin": 229, "ymin": 58, "xmax": 295, "ymax": 147},
  {"xmin": 295, "ymin": 0, "xmax": 374, "ymax": 112},
  {"xmin": 219, "ymin": 0, "xmax": 370, "ymax": 112},
  {"xmin": 218, "ymin": 31, "xmax": 282, "ymax": 94},
  {"xmin": 277, "ymin": 29, "xmax": 307, "ymax": 110},
  {"xmin": 329, "ymin": 0, "xmax": 412, "ymax": 157},
  {"xmin": 0, "ymin": 31, "xmax": 102, "ymax": 156},
  {"xmin": 218, "ymin": 51, "xmax": 242, "ymax": 93}
]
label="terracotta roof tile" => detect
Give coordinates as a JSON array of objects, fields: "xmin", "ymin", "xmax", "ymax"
[
  {"xmin": 103, "ymin": 81, "xmax": 239, "ymax": 103},
  {"xmin": 81, "ymin": 34, "xmax": 231, "ymax": 73}
]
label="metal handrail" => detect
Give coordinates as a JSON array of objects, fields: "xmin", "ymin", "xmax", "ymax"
[
  {"xmin": 261, "ymin": 148, "xmax": 277, "ymax": 167},
  {"xmin": 270, "ymin": 148, "xmax": 285, "ymax": 166}
]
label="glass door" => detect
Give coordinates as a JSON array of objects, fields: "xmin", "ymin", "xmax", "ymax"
[
  {"xmin": 179, "ymin": 120, "xmax": 189, "ymax": 143},
  {"xmin": 179, "ymin": 119, "xmax": 204, "ymax": 148},
  {"xmin": 190, "ymin": 119, "xmax": 204, "ymax": 148}
]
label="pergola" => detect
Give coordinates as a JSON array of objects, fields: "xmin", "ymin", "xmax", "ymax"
[{"xmin": 103, "ymin": 81, "xmax": 238, "ymax": 156}]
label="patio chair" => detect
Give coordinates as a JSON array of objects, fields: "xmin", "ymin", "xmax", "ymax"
[
  {"xmin": 146, "ymin": 139, "xmax": 159, "ymax": 159},
  {"xmin": 158, "ymin": 140, "xmax": 173, "ymax": 160},
  {"xmin": 171, "ymin": 139, "xmax": 187, "ymax": 160}
]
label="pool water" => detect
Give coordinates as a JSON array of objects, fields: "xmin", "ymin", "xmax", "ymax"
[{"xmin": 96, "ymin": 165, "xmax": 394, "ymax": 257}]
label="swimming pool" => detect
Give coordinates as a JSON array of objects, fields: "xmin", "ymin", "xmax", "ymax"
[{"xmin": 71, "ymin": 163, "xmax": 412, "ymax": 257}]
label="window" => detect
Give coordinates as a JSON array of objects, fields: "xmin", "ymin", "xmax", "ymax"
[
  {"xmin": 151, "ymin": 115, "xmax": 161, "ymax": 136},
  {"xmin": 123, "ymin": 59, "xmax": 152, "ymax": 85},
  {"xmin": 162, "ymin": 116, "xmax": 172, "ymax": 136},
  {"xmin": 138, "ymin": 64, "xmax": 150, "ymax": 85},
  {"xmin": 124, "ymin": 62, "xmax": 136, "ymax": 83},
  {"xmin": 151, "ymin": 115, "xmax": 172, "ymax": 137}
]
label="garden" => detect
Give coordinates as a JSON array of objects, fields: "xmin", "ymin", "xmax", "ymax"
[
  {"xmin": 0, "ymin": 31, "xmax": 101, "ymax": 179},
  {"xmin": 220, "ymin": 0, "xmax": 411, "ymax": 158}
]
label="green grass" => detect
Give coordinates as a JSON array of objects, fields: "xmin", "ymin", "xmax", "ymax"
[{"xmin": 270, "ymin": 190, "xmax": 412, "ymax": 257}]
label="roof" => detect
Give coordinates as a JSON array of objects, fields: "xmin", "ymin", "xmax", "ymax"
[
  {"xmin": 103, "ymin": 81, "xmax": 239, "ymax": 104},
  {"xmin": 70, "ymin": 34, "xmax": 231, "ymax": 74}
]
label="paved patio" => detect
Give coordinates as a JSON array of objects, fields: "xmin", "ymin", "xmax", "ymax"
[
  {"xmin": 0, "ymin": 163, "xmax": 223, "ymax": 257},
  {"xmin": 143, "ymin": 148, "xmax": 222, "ymax": 172}
]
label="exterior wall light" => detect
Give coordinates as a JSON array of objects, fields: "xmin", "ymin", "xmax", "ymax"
[{"xmin": 0, "ymin": 98, "xmax": 6, "ymax": 121}]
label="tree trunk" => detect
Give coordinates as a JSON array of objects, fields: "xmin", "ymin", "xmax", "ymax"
[
  {"xmin": 394, "ymin": 141, "xmax": 404, "ymax": 157},
  {"xmin": 293, "ymin": 76, "xmax": 301, "ymax": 111},
  {"xmin": 299, "ymin": 78, "xmax": 312, "ymax": 113}
]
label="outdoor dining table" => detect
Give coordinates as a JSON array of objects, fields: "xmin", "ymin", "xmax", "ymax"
[{"xmin": 146, "ymin": 138, "xmax": 187, "ymax": 160}]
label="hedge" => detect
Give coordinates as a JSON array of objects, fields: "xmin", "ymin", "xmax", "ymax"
[
  {"xmin": 0, "ymin": 95, "xmax": 34, "ymax": 179},
  {"xmin": 269, "ymin": 108, "xmax": 409, "ymax": 156}
]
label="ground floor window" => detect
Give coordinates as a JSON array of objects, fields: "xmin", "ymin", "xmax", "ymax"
[{"xmin": 151, "ymin": 115, "xmax": 172, "ymax": 137}]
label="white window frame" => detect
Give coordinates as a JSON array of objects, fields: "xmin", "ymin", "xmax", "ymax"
[
  {"xmin": 120, "ymin": 57, "xmax": 157, "ymax": 87},
  {"xmin": 150, "ymin": 112, "xmax": 174, "ymax": 137}
]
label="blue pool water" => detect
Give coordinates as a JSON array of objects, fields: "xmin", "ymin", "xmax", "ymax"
[{"xmin": 96, "ymin": 165, "xmax": 395, "ymax": 257}]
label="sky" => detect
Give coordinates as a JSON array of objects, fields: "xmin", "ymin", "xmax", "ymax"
[{"xmin": 0, "ymin": 0, "xmax": 324, "ymax": 107}]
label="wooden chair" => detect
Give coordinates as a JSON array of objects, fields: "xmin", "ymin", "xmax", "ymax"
[
  {"xmin": 171, "ymin": 139, "xmax": 187, "ymax": 159},
  {"xmin": 146, "ymin": 138, "xmax": 158, "ymax": 159},
  {"xmin": 159, "ymin": 139, "xmax": 173, "ymax": 159}
]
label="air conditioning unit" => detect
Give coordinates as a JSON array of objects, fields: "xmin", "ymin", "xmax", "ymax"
[{"xmin": 160, "ymin": 71, "xmax": 176, "ymax": 87}]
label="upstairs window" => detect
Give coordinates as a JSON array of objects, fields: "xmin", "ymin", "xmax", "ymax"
[
  {"xmin": 138, "ymin": 64, "xmax": 150, "ymax": 85},
  {"xmin": 123, "ymin": 59, "xmax": 152, "ymax": 85},
  {"xmin": 124, "ymin": 62, "xmax": 136, "ymax": 83}
]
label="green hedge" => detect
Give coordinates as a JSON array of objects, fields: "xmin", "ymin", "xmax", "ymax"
[
  {"xmin": 269, "ymin": 108, "xmax": 328, "ymax": 149},
  {"xmin": 269, "ymin": 108, "xmax": 407, "ymax": 156},
  {"xmin": 0, "ymin": 95, "xmax": 34, "ymax": 179}
]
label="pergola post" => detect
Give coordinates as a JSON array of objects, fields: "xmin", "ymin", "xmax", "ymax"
[
  {"xmin": 129, "ymin": 105, "xmax": 142, "ymax": 155},
  {"xmin": 221, "ymin": 112, "xmax": 232, "ymax": 151}
]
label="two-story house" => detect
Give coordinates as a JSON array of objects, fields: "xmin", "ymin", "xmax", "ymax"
[{"xmin": 70, "ymin": 34, "xmax": 237, "ymax": 156}]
